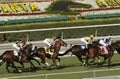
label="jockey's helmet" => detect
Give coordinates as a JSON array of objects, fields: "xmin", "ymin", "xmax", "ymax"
[
  {"xmin": 107, "ymin": 36, "xmax": 111, "ymax": 39},
  {"xmin": 90, "ymin": 35, "xmax": 94, "ymax": 39},
  {"xmin": 56, "ymin": 36, "xmax": 61, "ymax": 39},
  {"xmin": 16, "ymin": 41, "xmax": 20, "ymax": 44}
]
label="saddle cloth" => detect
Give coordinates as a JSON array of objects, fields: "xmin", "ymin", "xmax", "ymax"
[
  {"xmin": 80, "ymin": 44, "xmax": 87, "ymax": 50},
  {"xmin": 44, "ymin": 47, "xmax": 53, "ymax": 55},
  {"xmin": 99, "ymin": 46, "xmax": 108, "ymax": 54},
  {"xmin": 13, "ymin": 50, "xmax": 19, "ymax": 56}
]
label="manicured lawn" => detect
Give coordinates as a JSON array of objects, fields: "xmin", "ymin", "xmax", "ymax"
[{"xmin": 0, "ymin": 53, "xmax": 120, "ymax": 79}]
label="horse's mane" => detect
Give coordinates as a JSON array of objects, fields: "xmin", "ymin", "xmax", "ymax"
[
  {"xmin": 23, "ymin": 44, "xmax": 30, "ymax": 49},
  {"xmin": 111, "ymin": 40, "xmax": 120, "ymax": 54}
]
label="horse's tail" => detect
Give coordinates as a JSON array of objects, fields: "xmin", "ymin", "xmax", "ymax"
[
  {"xmin": 59, "ymin": 48, "xmax": 71, "ymax": 56},
  {"xmin": 116, "ymin": 48, "xmax": 120, "ymax": 54},
  {"xmin": 0, "ymin": 55, "xmax": 4, "ymax": 66}
]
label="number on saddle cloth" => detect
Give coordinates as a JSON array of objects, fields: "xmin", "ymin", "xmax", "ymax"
[
  {"xmin": 13, "ymin": 50, "xmax": 18, "ymax": 56},
  {"xmin": 99, "ymin": 46, "xmax": 108, "ymax": 54},
  {"xmin": 80, "ymin": 44, "xmax": 87, "ymax": 50}
]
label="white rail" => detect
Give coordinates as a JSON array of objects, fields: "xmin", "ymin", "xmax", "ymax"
[
  {"xmin": 1, "ymin": 68, "xmax": 120, "ymax": 79},
  {"xmin": 0, "ymin": 23, "xmax": 120, "ymax": 34}
]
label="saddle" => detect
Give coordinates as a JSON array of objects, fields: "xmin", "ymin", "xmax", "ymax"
[{"xmin": 99, "ymin": 46, "xmax": 108, "ymax": 54}]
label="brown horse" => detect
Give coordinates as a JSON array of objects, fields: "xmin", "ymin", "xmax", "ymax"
[
  {"xmin": 58, "ymin": 44, "xmax": 99, "ymax": 66},
  {"xmin": 59, "ymin": 45, "xmax": 88, "ymax": 65},
  {"xmin": 0, "ymin": 44, "xmax": 40, "ymax": 73},
  {"xmin": 34, "ymin": 38, "xmax": 67, "ymax": 67},
  {"xmin": 84, "ymin": 40, "xmax": 120, "ymax": 66}
]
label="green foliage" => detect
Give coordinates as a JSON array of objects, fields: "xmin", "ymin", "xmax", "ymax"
[
  {"xmin": 46, "ymin": 0, "xmax": 92, "ymax": 14},
  {"xmin": 0, "ymin": 18, "xmax": 120, "ymax": 42}
]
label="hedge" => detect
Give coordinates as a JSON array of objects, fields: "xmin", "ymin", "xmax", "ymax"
[
  {"xmin": 3, "ymin": 25, "xmax": 120, "ymax": 42},
  {"xmin": 0, "ymin": 18, "xmax": 120, "ymax": 42}
]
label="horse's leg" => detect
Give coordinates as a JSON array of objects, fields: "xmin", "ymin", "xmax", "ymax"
[
  {"xmin": 39, "ymin": 56, "xmax": 50, "ymax": 67},
  {"xmin": 89, "ymin": 57, "xmax": 95, "ymax": 63},
  {"xmin": 29, "ymin": 60, "xmax": 34, "ymax": 71},
  {"xmin": 56, "ymin": 57, "xmax": 60, "ymax": 66},
  {"xmin": 103, "ymin": 56, "xmax": 107, "ymax": 64},
  {"xmin": 51, "ymin": 53, "xmax": 58, "ymax": 66},
  {"xmin": 19, "ymin": 62, "xmax": 24, "ymax": 69},
  {"xmin": 108, "ymin": 56, "xmax": 112, "ymax": 67},
  {"xmin": 51, "ymin": 58, "xmax": 56, "ymax": 66},
  {"xmin": 90, "ymin": 56, "xmax": 101, "ymax": 64},
  {"xmin": 76, "ymin": 55, "xmax": 84, "ymax": 65},
  {"xmin": 6, "ymin": 62, "xmax": 11, "ymax": 73},
  {"xmin": 6, "ymin": 62, "xmax": 22, "ymax": 73},
  {"xmin": 31, "ymin": 57, "xmax": 41, "ymax": 67},
  {"xmin": 84, "ymin": 56, "xmax": 89, "ymax": 66},
  {"xmin": 0, "ymin": 59, "xmax": 4, "ymax": 66},
  {"xmin": 97, "ymin": 56, "xmax": 101, "ymax": 64},
  {"xmin": 12, "ymin": 62, "xmax": 22, "ymax": 73}
]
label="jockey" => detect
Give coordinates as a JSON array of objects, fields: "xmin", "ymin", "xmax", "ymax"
[
  {"xmin": 13, "ymin": 40, "xmax": 27, "ymax": 61},
  {"xmin": 99, "ymin": 36, "xmax": 111, "ymax": 54},
  {"xmin": 43, "ymin": 37, "xmax": 56, "ymax": 53},
  {"xmin": 99, "ymin": 36, "xmax": 111, "ymax": 46},
  {"xmin": 80, "ymin": 35, "xmax": 95, "ymax": 49}
]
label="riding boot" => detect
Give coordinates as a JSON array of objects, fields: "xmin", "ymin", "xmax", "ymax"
[
  {"xmin": 18, "ymin": 52, "xmax": 22, "ymax": 61},
  {"xmin": 50, "ymin": 46, "xmax": 53, "ymax": 52}
]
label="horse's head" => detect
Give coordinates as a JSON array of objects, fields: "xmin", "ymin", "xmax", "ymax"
[
  {"xmin": 92, "ymin": 39, "xmax": 102, "ymax": 46},
  {"xmin": 111, "ymin": 40, "xmax": 120, "ymax": 48},
  {"xmin": 22, "ymin": 43, "xmax": 33, "ymax": 54},
  {"xmin": 55, "ymin": 39, "xmax": 67, "ymax": 47},
  {"xmin": 111, "ymin": 40, "xmax": 120, "ymax": 54},
  {"xmin": 53, "ymin": 39, "xmax": 67, "ymax": 52}
]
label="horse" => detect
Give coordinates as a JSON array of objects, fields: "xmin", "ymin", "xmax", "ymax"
[
  {"xmin": 59, "ymin": 44, "xmax": 87, "ymax": 65},
  {"xmin": 0, "ymin": 43, "xmax": 40, "ymax": 73},
  {"xmin": 58, "ymin": 43, "xmax": 100, "ymax": 66},
  {"xmin": 84, "ymin": 40, "xmax": 120, "ymax": 67},
  {"xmin": 34, "ymin": 38, "xmax": 67, "ymax": 67}
]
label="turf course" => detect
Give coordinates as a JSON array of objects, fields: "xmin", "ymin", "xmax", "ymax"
[{"xmin": 0, "ymin": 54, "xmax": 120, "ymax": 79}]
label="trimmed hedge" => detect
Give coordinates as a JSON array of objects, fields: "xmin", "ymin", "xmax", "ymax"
[
  {"xmin": 0, "ymin": 18, "xmax": 120, "ymax": 31},
  {"xmin": 3, "ymin": 25, "xmax": 120, "ymax": 42},
  {"xmin": 0, "ymin": 18, "xmax": 120, "ymax": 42}
]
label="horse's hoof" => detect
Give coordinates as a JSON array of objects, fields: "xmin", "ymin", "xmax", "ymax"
[
  {"xmin": 57, "ymin": 62, "xmax": 60, "ymax": 66},
  {"xmin": 18, "ymin": 69, "xmax": 22, "ymax": 73}
]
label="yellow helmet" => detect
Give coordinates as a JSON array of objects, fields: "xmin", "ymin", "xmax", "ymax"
[{"xmin": 90, "ymin": 35, "xmax": 94, "ymax": 38}]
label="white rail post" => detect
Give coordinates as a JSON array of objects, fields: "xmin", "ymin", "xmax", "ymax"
[
  {"xmin": 93, "ymin": 70, "xmax": 96, "ymax": 78},
  {"xmin": 45, "ymin": 74, "xmax": 48, "ymax": 79}
]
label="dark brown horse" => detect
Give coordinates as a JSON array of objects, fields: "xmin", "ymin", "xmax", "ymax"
[
  {"xmin": 84, "ymin": 40, "xmax": 120, "ymax": 66},
  {"xmin": 34, "ymin": 38, "xmax": 67, "ymax": 67},
  {"xmin": 58, "ymin": 44, "xmax": 99, "ymax": 66},
  {"xmin": 0, "ymin": 44, "xmax": 40, "ymax": 73},
  {"xmin": 59, "ymin": 44, "xmax": 88, "ymax": 65}
]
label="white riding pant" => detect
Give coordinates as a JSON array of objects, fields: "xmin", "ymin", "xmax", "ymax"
[
  {"xmin": 80, "ymin": 38, "xmax": 88, "ymax": 48},
  {"xmin": 13, "ymin": 43, "xmax": 20, "ymax": 51},
  {"xmin": 99, "ymin": 40, "xmax": 107, "ymax": 46}
]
